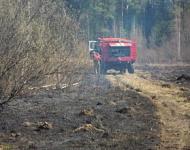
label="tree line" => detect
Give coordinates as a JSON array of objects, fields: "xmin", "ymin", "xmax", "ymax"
[{"xmin": 66, "ymin": 0, "xmax": 190, "ymax": 62}]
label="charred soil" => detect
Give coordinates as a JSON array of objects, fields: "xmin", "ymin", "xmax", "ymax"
[{"xmin": 0, "ymin": 65, "xmax": 190, "ymax": 150}]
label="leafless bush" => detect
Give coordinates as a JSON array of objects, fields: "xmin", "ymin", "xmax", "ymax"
[{"xmin": 0, "ymin": 0, "xmax": 87, "ymax": 107}]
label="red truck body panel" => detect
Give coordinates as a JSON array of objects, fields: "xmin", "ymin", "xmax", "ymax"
[
  {"xmin": 89, "ymin": 37, "xmax": 137, "ymax": 74},
  {"xmin": 98, "ymin": 37, "xmax": 137, "ymax": 63}
]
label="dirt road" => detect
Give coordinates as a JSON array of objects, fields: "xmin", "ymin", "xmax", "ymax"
[{"xmin": 0, "ymin": 65, "xmax": 190, "ymax": 149}]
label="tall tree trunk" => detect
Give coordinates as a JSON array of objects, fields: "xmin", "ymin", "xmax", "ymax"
[{"xmin": 177, "ymin": 8, "xmax": 181, "ymax": 62}]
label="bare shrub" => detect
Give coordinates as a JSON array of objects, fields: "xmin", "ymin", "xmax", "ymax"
[{"xmin": 0, "ymin": 0, "xmax": 87, "ymax": 107}]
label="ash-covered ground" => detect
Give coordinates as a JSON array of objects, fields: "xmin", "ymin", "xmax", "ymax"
[{"xmin": 0, "ymin": 65, "xmax": 190, "ymax": 150}]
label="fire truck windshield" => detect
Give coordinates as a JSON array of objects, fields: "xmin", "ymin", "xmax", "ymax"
[{"xmin": 109, "ymin": 46, "xmax": 131, "ymax": 57}]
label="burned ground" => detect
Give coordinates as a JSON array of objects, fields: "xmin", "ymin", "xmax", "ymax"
[{"xmin": 0, "ymin": 65, "xmax": 190, "ymax": 150}]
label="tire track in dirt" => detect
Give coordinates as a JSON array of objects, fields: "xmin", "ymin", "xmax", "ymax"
[{"xmin": 106, "ymin": 72, "xmax": 190, "ymax": 149}]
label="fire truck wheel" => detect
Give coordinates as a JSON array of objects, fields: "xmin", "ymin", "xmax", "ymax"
[{"xmin": 127, "ymin": 63, "xmax": 134, "ymax": 74}]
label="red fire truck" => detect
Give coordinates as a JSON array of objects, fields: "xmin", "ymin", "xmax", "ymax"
[{"xmin": 89, "ymin": 37, "xmax": 137, "ymax": 74}]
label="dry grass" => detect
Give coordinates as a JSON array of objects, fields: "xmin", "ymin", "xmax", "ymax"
[
  {"xmin": 73, "ymin": 124, "xmax": 104, "ymax": 133},
  {"xmin": 107, "ymin": 71, "xmax": 190, "ymax": 149},
  {"xmin": 79, "ymin": 108, "xmax": 94, "ymax": 117},
  {"xmin": 0, "ymin": 144, "xmax": 13, "ymax": 150}
]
